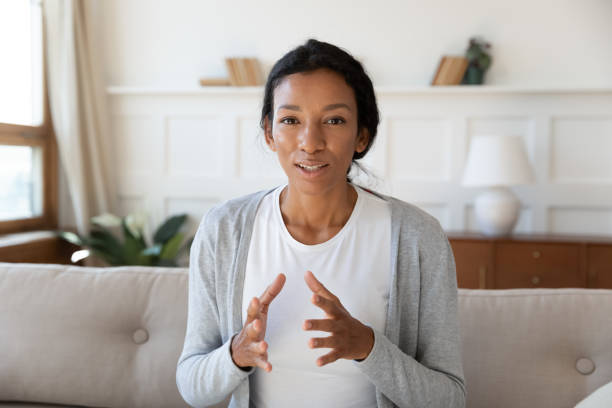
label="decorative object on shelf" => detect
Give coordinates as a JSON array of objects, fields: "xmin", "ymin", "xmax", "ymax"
[
  {"xmin": 431, "ymin": 56, "xmax": 469, "ymax": 85},
  {"xmin": 57, "ymin": 212, "xmax": 193, "ymax": 267},
  {"xmin": 461, "ymin": 36, "xmax": 492, "ymax": 85},
  {"xmin": 224, "ymin": 57, "xmax": 263, "ymax": 86},
  {"xmin": 462, "ymin": 135, "xmax": 535, "ymax": 236}
]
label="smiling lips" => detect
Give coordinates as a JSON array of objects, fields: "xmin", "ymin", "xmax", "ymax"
[
  {"xmin": 297, "ymin": 164, "xmax": 327, "ymax": 171},
  {"xmin": 295, "ymin": 161, "xmax": 329, "ymax": 174},
  {"xmin": 295, "ymin": 161, "xmax": 328, "ymax": 172}
]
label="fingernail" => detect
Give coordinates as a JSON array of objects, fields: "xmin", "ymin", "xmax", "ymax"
[
  {"xmin": 304, "ymin": 321, "xmax": 312, "ymax": 329},
  {"xmin": 313, "ymin": 295, "xmax": 319, "ymax": 302}
]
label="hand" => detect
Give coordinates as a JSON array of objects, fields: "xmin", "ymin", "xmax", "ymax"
[
  {"xmin": 230, "ymin": 273, "xmax": 286, "ymax": 372},
  {"xmin": 303, "ymin": 270, "xmax": 374, "ymax": 367}
]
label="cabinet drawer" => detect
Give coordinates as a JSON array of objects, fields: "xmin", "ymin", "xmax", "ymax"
[
  {"xmin": 588, "ymin": 245, "xmax": 612, "ymax": 288},
  {"xmin": 495, "ymin": 242, "xmax": 585, "ymax": 288},
  {"xmin": 450, "ymin": 241, "xmax": 493, "ymax": 289}
]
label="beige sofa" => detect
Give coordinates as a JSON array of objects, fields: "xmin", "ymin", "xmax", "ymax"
[{"xmin": 0, "ymin": 262, "xmax": 610, "ymax": 408}]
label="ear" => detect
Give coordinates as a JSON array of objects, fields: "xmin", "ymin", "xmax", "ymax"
[
  {"xmin": 263, "ymin": 115, "xmax": 277, "ymax": 152},
  {"xmin": 355, "ymin": 127, "xmax": 370, "ymax": 154}
]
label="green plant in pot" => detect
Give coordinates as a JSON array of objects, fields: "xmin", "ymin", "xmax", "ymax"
[
  {"xmin": 462, "ymin": 37, "xmax": 492, "ymax": 85},
  {"xmin": 58, "ymin": 212, "xmax": 193, "ymax": 267}
]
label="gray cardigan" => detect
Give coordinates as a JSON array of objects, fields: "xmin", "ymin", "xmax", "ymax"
[{"xmin": 176, "ymin": 187, "xmax": 466, "ymax": 408}]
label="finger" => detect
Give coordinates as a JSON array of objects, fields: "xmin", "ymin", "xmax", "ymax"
[
  {"xmin": 249, "ymin": 339, "xmax": 268, "ymax": 354},
  {"xmin": 304, "ymin": 270, "xmax": 337, "ymax": 301},
  {"xmin": 245, "ymin": 297, "xmax": 261, "ymax": 324},
  {"xmin": 317, "ymin": 350, "xmax": 342, "ymax": 367},
  {"xmin": 246, "ymin": 319, "xmax": 263, "ymax": 340},
  {"xmin": 308, "ymin": 336, "xmax": 338, "ymax": 349},
  {"xmin": 259, "ymin": 273, "xmax": 287, "ymax": 309},
  {"xmin": 248, "ymin": 341, "xmax": 270, "ymax": 371},
  {"xmin": 311, "ymin": 293, "xmax": 342, "ymax": 318},
  {"xmin": 254, "ymin": 353, "xmax": 272, "ymax": 372},
  {"xmin": 303, "ymin": 318, "xmax": 336, "ymax": 332}
]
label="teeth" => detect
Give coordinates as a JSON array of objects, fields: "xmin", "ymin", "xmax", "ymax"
[{"xmin": 298, "ymin": 164, "xmax": 326, "ymax": 171}]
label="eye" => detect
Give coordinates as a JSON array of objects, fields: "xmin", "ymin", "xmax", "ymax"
[
  {"xmin": 326, "ymin": 117, "xmax": 346, "ymax": 125},
  {"xmin": 280, "ymin": 117, "xmax": 298, "ymax": 125}
]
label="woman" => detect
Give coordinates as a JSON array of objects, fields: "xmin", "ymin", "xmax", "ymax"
[{"xmin": 176, "ymin": 39, "xmax": 465, "ymax": 408}]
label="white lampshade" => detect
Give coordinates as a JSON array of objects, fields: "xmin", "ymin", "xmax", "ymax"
[{"xmin": 462, "ymin": 135, "xmax": 535, "ymax": 187}]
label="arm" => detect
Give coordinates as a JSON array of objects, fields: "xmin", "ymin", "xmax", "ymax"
[
  {"xmin": 175, "ymin": 214, "xmax": 252, "ymax": 408},
  {"xmin": 354, "ymin": 223, "xmax": 466, "ymax": 408}
]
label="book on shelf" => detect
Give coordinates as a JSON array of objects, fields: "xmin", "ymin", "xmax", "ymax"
[
  {"xmin": 224, "ymin": 57, "xmax": 263, "ymax": 86},
  {"xmin": 431, "ymin": 56, "xmax": 469, "ymax": 86},
  {"xmin": 199, "ymin": 78, "xmax": 231, "ymax": 86}
]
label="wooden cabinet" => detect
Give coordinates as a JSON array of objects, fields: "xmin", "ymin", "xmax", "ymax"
[
  {"xmin": 588, "ymin": 245, "xmax": 612, "ymax": 288},
  {"xmin": 448, "ymin": 232, "xmax": 612, "ymax": 289},
  {"xmin": 0, "ymin": 232, "xmax": 79, "ymax": 264}
]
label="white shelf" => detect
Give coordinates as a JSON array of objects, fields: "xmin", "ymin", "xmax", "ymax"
[{"xmin": 107, "ymin": 85, "xmax": 612, "ymax": 96}]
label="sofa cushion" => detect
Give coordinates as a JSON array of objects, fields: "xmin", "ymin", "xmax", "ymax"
[
  {"xmin": 458, "ymin": 289, "xmax": 612, "ymax": 408},
  {"xmin": 0, "ymin": 263, "xmax": 189, "ymax": 408}
]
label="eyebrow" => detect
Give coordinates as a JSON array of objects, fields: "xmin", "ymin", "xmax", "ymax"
[{"xmin": 276, "ymin": 103, "xmax": 352, "ymax": 112}]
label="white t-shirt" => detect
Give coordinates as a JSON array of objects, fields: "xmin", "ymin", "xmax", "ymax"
[{"xmin": 242, "ymin": 183, "xmax": 391, "ymax": 408}]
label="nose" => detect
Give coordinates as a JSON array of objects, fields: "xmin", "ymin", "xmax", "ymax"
[{"xmin": 298, "ymin": 123, "xmax": 325, "ymax": 154}]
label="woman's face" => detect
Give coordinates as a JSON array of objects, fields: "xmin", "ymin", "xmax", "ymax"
[{"xmin": 264, "ymin": 68, "xmax": 369, "ymax": 196}]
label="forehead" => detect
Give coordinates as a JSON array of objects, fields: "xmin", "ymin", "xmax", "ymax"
[{"xmin": 273, "ymin": 68, "xmax": 357, "ymax": 109}]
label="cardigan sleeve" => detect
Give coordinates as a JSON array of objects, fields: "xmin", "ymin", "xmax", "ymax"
[
  {"xmin": 175, "ymin": 212, "xmax": 253, "ymax": 407},
  {"xmin": 353, "ymin": 221, "xmax": 466, "ymax": 408}
]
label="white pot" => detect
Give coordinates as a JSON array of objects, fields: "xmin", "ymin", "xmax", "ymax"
[{"xmin": 474, "ymin": 187, "xmax": 520, "ymax": 236}]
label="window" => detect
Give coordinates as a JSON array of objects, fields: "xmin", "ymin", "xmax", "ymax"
[{"xmin": 0, "ymin": 0, "xmax": 57, "ymax": 235}]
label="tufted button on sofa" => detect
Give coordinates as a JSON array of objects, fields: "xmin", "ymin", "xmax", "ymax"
[
  {"xmin": 1, "ymin": 263, "xmax": 611, "ymax": 408},
  {"xmin": 575, "ymin": 357, "xmax": 596, "ymax": 375}
]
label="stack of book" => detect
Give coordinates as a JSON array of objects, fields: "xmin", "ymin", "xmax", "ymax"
[
  {"xmin": 225, "ymin": 57, "xmax": 263, "ymax": 86},
  {"xmin": 431, "ymin": 56, "xmax": 469, "ymax": 86}
]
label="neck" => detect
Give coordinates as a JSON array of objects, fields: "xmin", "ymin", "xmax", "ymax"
[{"xmin": 279, "ymin": 181, "xmax": 357, "ymax": 231}]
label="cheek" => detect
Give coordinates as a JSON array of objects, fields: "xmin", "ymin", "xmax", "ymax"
[{"xmin": 270, "ymin": 132, "xmax": 296, "ymax": 167}]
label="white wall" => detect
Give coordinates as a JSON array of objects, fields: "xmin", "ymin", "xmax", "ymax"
[
  {"xmin": 56, "ymin": 0, "xmax": 612, "ymax": 242},
  {"xmin": 106, "ymin": 87, "xmax": 612, "ymax": 242},
  {"xmin": 97, "ymin": 0, "xmax": 612, "ymax": 88}
]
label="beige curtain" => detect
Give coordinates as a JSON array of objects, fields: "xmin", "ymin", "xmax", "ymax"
[{"xmin": 43, "ymin": 0, "xmax": 116, "ymax": 236}]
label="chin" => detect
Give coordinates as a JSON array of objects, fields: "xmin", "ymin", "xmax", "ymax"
[{"xmin": 287, "ymin": 174, "xmax": 346, "ymax": 195}]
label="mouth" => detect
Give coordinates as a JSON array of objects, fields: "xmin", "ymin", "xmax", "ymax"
[
  {"xmin": 295, "ymin": 163, "xmax": 328, "ymax": 171},
  {"xmin": 294, "ymin": 162, "xmax": 329, "ymax": 177}
]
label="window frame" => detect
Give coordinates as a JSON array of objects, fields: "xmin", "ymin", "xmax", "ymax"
[{"xmin": 0, "ymin": 10, "xmax": 58, "ymax": 236}]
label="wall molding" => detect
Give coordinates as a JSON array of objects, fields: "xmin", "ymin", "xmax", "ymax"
[{"xmin": 107, "ymin": 87, "xmax": 612, "ymax": 237}]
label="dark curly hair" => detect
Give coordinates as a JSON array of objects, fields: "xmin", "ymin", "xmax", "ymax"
[{"xmin": 260, "ymin": 39, "xmax": 379, "ymax": 172}]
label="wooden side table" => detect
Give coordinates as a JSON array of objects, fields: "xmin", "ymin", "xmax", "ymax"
[{"xmin": 447, "ymin": 232, "xmax": 612, "ymax": 289}]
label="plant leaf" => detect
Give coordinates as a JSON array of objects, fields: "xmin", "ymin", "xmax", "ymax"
[
  {"xmin": 153, "ymin": 214, "xmax": 188, "ymax": 244},
  {"xmin": 121, "ymin": 220, "xmax": 149, "ymax": 265},
  {"xmin": 180, "ymin": 236, "xmax": 195, "ymax": 254},
  {"xmin": 124, "ymin": 212, "xmax": 147, "ymax": 240},
  {"xmin": 141, "ymin": 244, "xmax": 163, "ymax": 257},
  {"xmin": 57, "ymin": 231, "xmax": 84, "ymax": 246},
  {"xmin": 89, "ymin": 228, "xmax": 124, "ymax": 265},
  {"xmin": 91, "ymin": 213, "xmax": 122, "ymax": 228},
  {"xmin": 160, "ymin": 232, "xmax": 184, "ymax": 260}
]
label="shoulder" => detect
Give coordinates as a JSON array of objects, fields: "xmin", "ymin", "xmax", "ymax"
[
  {"xmin": 206, "ymin": 188, "xmax": 273, "ymax": 225},
  {"xmin": 194, "ymin": 187, "xmax": 277, "ymax": 244},
  {"xmin": 359, "ymin": 186, "xmax": 445, "ymax": 240}
]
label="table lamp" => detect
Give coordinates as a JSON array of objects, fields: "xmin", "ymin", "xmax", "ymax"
[{"xmin": 462, "ymin": 135, "xmax": 535, "ymax": 236}]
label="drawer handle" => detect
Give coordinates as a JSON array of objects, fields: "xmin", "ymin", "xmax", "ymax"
[
  {"xmin": 532, "ymin": 251, "xmax": 541, "ymax": 259},
  {"xmin": 478, "ymin": 266, "xmax": 486, "ymax": 289},
  {"xmin": 531, "ymin": 275, "xmax": 541, "ymax": 285}
]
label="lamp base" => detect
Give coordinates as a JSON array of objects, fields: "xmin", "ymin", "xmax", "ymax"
[{"xmin": 474, "ymin": 187, "xmax": 520, "ymax": 237}]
